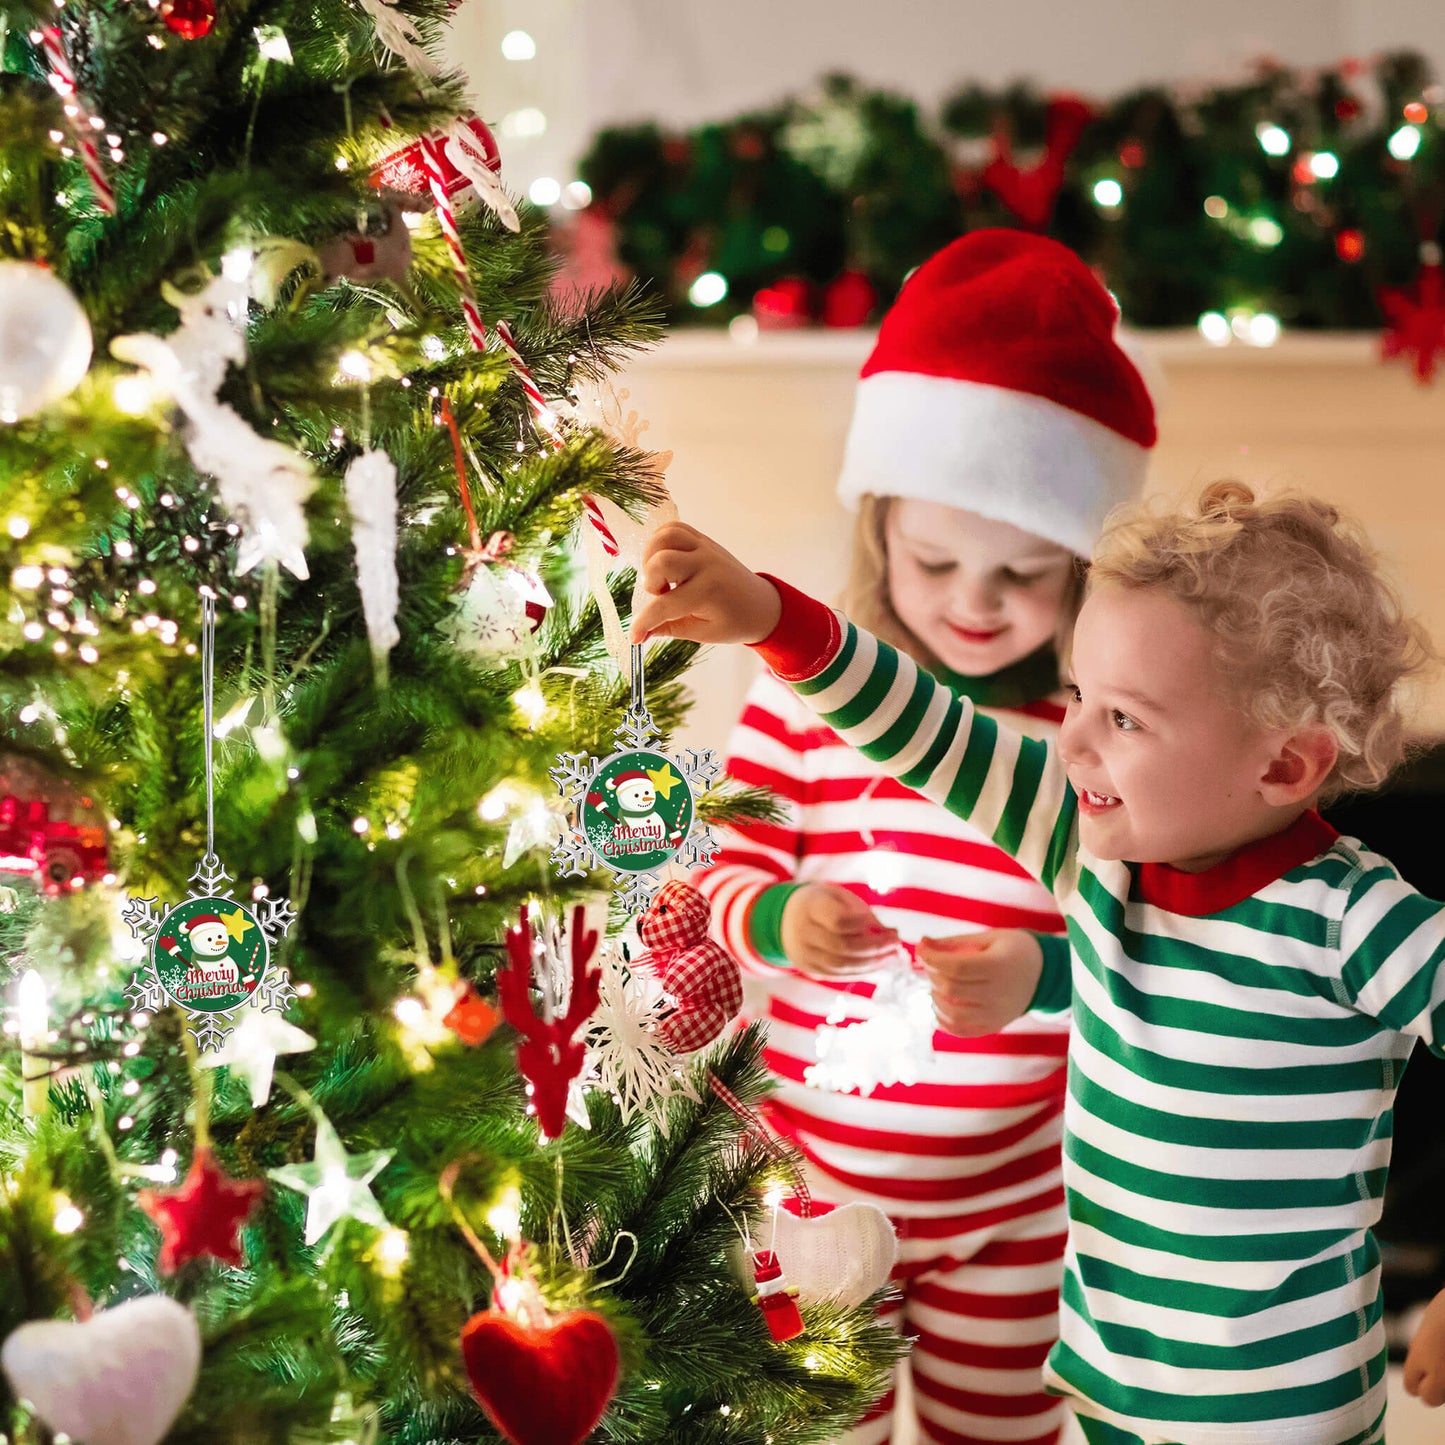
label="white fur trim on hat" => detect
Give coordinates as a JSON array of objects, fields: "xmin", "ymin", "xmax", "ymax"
[{"xmin": 837, "ymin": 372, "xmax": 1150, "ymax": 557}]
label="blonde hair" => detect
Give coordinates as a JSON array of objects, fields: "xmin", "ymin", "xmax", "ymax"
[
  {"xmin": 840, "ymin": 495, "xmax": 1086, "ymax": 672},
  {"xmin": 1090, "ymin": 480, "xmax": 1435, "ymax": 801}
]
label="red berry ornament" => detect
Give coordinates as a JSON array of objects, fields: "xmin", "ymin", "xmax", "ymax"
[{"xmin": 163, "ymin": 0, "xmax": 215, "ymax": 39}]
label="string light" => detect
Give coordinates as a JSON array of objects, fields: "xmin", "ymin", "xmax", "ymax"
[
  {"xmin": 689, "ymin": 272, "xmax": 728, "ymax": 308},
  {"xmin": 1388, "ymin": 124, "xmax": 1422, "ymax": 161},
  {"xmin": 53, "ymin": 1201, "xmax": 84, "ymax": 1234},
  {"xmin": 500, "ymin": 29, "xmax": 535, "ymax": 60},
  {"xmin": 1092, "ymin": 178, "xmax": 1123, "ymax": 208},
  {"xmin": 1255, "ymin": 122, "xmax": 1290, "ymax": 156},
  {"xmin": 7, "ymin": 516, "xmax": 29, "ymax": 538}
]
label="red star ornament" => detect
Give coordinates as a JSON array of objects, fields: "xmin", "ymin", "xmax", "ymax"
[
  {"xmin": 1379, "ymin": 261, "xmax": 1445, "ymax": 383},
  {"xmin": 138, "ymin": 1147, "xmax": 265, "ymax": 1273}
]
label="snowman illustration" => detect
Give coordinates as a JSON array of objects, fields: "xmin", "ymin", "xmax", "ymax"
[
  {"xmin": 158, "ymin": 913, "xmax": 251, "ymax": 991},
  {"xmin": 601, "ymin": 770, "xmax": 683, "ymax": 854}
]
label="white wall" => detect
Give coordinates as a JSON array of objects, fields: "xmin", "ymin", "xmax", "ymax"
[{"xmin": 446, "ymin": 0, "xmax": 1445, "ymax": 202}]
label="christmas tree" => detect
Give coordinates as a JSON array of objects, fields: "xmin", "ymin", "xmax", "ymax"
[{"xmin": 0, "ymin": 0, "xmax": 899, "ymax": 1441}]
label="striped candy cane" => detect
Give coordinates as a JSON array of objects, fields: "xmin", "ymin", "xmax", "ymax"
[
  {"xmin": 39, "ymin": 27, "xmax": 115, "ymax": 215},
  {"xmin": 421, "ymin": 135, "xmax": 487, "ymax": 352},
  {"xmin": 416, "ymin": 129, "xmax": 621, "ymax": 560},
  {"xmin": 494, "ymin": 319, "xmax": 620, "ymax": 557}
]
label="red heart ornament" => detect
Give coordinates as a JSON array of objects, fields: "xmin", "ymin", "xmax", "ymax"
[{"xmin": 460, "ymin": 1309, "xmax": 619, "ymax": 1445}]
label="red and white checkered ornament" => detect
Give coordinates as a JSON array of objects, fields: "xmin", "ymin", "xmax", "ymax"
[{"xmin": 631, "ymin": 881, "xmax": 742, "ymax": 1054}]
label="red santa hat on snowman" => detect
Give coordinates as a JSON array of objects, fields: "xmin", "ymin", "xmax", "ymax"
[
  {"xmin": 607, "ymin": 770, "xmax": 652, "ymax": 799},
  {"xmin": 836, "ymin": 229, "xmax": 1156, "ymax": 556},
  {"xmin": 184, "ymin": 914, "xmax": 226, "ymax": 938}
]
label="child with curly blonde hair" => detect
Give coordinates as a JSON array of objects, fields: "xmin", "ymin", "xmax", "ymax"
[
  {"xmin": 696, "ymin": 230, "xmax": 1158, "ymax": 1445},
  {"xmin": 634, "ymin": 480, "xmax": 1445, "ymax": 1445}
]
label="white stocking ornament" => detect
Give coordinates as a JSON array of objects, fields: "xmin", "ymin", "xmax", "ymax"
[{"xmin": 1, "ymin": 1294, "xmax": 202, "ymax": 1445}]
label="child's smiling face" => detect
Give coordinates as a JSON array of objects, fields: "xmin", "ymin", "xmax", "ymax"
[
  {"xmin": 885, "ymin": 500, "xmax": 1077, "ymax": 676},
  {"xmin": 1059, "ymin": 583, "xmax": 1324, "ymax": 871}
]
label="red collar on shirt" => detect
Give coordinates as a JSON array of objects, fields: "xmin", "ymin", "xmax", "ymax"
[{"xmin": 1133, "ymin": 809, "xmax": 1339, "ymax": 916}]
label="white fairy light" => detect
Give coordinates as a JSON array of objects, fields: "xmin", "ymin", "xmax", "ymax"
[
  {"xmin": 1092, "ymin": 178, "xmax": 1123, "ymax": 208},
  {"xmin": 1255, "ymin": 122, "xmax": 1290, "ymax": 156},
  {"xmin": 53, "ymin": 1202, "xmax": 84, "ymax": 1234},
  {"xmin": 689, "ymin": 272, "xmax": 728, "ymax": 307},
  {"xmin": 1389, "ymin": 125, "xmax": 1422, "ymax": 161},
  {"xmin": 500, "ymin": 29, "xmax": 535, "ymax": 60},
  {"xmin": 338, "ymin": 350, "xmax": 371, "ymax": 382}
]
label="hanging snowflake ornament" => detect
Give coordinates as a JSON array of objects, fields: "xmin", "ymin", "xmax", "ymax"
[
  {"xmin": 550, "ymin": 648, "xmax": 719, "ymax": 916},
  {"xmin": 579, "ymin": 943, "xmax": 702, "ymax": 1135},
  {"xmin": 122, "ymin": 597, "xmax": 301, "ymax": 1053},
  {"xmin": 124, "ymin": 854, "xmax": 299, "ymax": 1055},
  {"xmin": 804, "ymin": 962, "xmax": 935, "ymax": 1096}
]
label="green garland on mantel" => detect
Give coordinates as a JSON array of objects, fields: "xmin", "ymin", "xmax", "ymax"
[{"xmin": 573, "ymin": 59, "xmax": 1445, "ymax": 348}]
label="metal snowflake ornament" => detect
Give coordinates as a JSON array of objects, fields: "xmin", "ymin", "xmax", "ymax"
[
  {"xmin": 122, "ymin": 596, "xmax": 302, "ymax": 1054},
  {"xmin": 549, "ymin": 647, "xmax": 719, "ymax": 914},
  {"xmin": 124, "ymin": 852, "xmax": 298, "ymax": 1053}
]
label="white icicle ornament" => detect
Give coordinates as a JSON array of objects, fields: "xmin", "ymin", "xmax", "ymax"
[
  {"xmin": 344, "ymin": 449, "xmax": 401, "ymax": 667},
  {"xmin": 1, "ymin": 1294, "xmax": 202, "ymax": 1445}
]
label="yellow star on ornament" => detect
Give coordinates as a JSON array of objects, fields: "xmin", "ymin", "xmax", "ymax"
[
  {"xmin": 646, "ymin": 763, "xmax": 681, "ymax": 801},
  {"xmin": 222, "ymin": 907, "xmax": 255, "ymax": 943}
]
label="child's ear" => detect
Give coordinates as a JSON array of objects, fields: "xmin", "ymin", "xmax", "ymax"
[{"xmin": 1259, "ymin": 726, "xmax": 1339, "ymax": 806}]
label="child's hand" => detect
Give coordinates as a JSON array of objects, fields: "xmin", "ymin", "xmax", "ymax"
[
  {"xmin": 780, "ymin": 883, "xmax": 900, "ymax": 978},
  {"xmin": 1405, "ymin": 1288, "xmax": 1445, "ymax": 1406},
  {"xmin": 631, "ymin": 522, "xmax": 782, "ymax": 645},
  {"xmin": 919, "ymin": 929, "xmax": 1044, "ymax": 1037}
]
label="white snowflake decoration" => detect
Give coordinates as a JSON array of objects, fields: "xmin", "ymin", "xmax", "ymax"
[
  {"xmin": 804, "ymin": 965, "xmax": 936, "ymax": 1096},
  {"xmin": 580, "ymin": 948, "xmax": 701, "ymax": 1137}
]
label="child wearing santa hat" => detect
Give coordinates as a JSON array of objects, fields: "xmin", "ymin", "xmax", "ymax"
[{"xmin": 697, "ymin": 230, "xmax": 1156, "ymax": 1445}]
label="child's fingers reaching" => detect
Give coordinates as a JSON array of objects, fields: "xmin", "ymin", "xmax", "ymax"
[{"xmin": 1405, "ymin": 1357, "xmax": 1445, "ymax": 1407}]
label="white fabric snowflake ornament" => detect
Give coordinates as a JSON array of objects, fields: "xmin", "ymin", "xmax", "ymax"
[
  {"xmin": 581, "ymin": 947, "xmax": 701, "ymax": 1137},
  {"xmin": 356, "ymin": 0, "xmax": 439, "ymax": 75},
  {"xmin": 804, "ymin": 965, "xmax": 936, "ymax": 1096}
]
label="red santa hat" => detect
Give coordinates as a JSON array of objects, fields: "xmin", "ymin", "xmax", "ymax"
[
  {"xmin": 606, "ymin": 771, "xmax": 651, "ymax": 790},
  {"xmin": 183, "ymin": 914, "xmax": 225, "ymax": 932},
  {"xmin": 836, "ymin": 230, "xmax": 1156, "ymax": 557}
]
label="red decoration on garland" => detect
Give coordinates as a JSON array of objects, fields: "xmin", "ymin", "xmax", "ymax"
[
  {"xmin": 443, "ymin": 981, "xmax": 501, "ymax": 1046},
  {"xmin": 162, "ymin": 0, "xmax": 215, "ymax": 38},
  {"xmin": 821, "ymin": 270, "xmax": 877, "ymax": 328},
  {"xmin": 461, "ymin": 1307, "xmax": 619, "ymax": 1445},
  {"xmin": 751, "ymin": 1250, "xmax": 806, "ymax": 1342},
  {"xmin": 631, "ymin": 881, "xmax": 742, "ymax": 1054},
  {"xmin": 752, "ymin": 276, "xmax": 812, "ymax": 330},
  {"xmin": 1379, "ymin": 251, "xmax": 1445, "ymax": 382},
  {"xmin": 1336, "ymin": 228, "xmax": 1366, "ymax": 263},
  {"xmin": 373, "ymin": 115, "xmax": 500, "ymax": 199},
  {"xmin": 495, "ymin": 905, "xmax": 601, "ymax": 1139},
  {"xmin": 137, "ymin": 1147, "xmax": 265, "ymax": 1273},
  {"xmin": 981, "ymin": 94, "xmax": 1093, "ymax": 230}
]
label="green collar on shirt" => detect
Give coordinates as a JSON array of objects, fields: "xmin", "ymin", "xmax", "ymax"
[{"xmin": 933, "ymin": 644, "xmax": 1060, "ymax": 708}]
